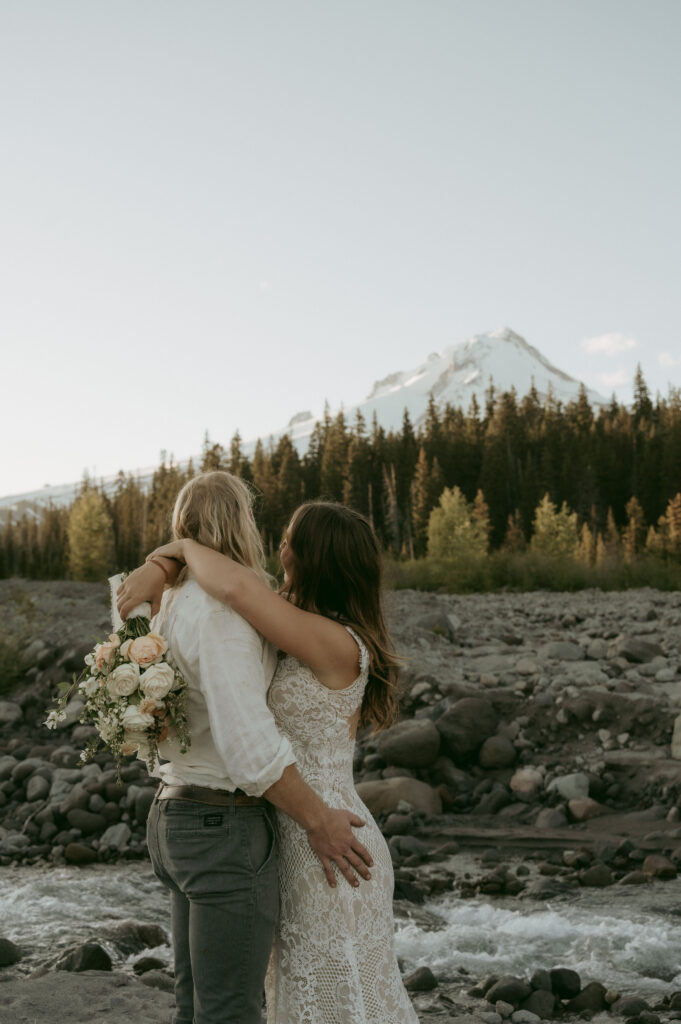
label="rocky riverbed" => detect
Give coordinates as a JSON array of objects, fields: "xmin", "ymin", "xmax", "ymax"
[{"xmin": 2, "ymin": 579, "xmax": 681, "ymax": 1023}]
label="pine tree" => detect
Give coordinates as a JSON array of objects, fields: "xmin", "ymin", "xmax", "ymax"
[
  {"xmin": 530, "ymin": 494, "xmax": 578, "ymax": 559},
  {"xmin": 633, "ymin": 364, "xmax": 653, "ymax": 424},
  {"xmin": 68, "ymin": 488, "xmax": 115, "ymax": 581},
  {"xmin": 502, "ymin": 510, "xmax": 526, "ymax": 552},
  {"xmin": 427, "ymin": 486, "xmax": 488, "ymax": 561},
  {"xmin": 200, "ymin": 431, "xmax": 226, "ymax": 472},
  {"xmin": 576, "ymin": 522, "xmax": 596, "ymax": 566},
  {"xmin": 275, "ymin": 435, "xmax": 303, "ymax": 523},
  {"xmin": 320, "ymin": 411, "xmax": 349, "ymax": 501},
  {"xmin": 622, "ymin": 496, "xmax": 646, "ymax": 563},
  {"xmin": 411, "ymin": 448, "xmax": 443, "ymax": 556}
]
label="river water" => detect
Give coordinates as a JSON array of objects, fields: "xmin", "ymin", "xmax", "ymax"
[{"xmin": 3, "ymin": 862, "xmax": 681, "ymax": 997}]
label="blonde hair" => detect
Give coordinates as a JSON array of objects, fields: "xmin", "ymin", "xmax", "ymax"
[{"xmin": 171, "ymin": 471, "xmax": 270, "ymax": 586}]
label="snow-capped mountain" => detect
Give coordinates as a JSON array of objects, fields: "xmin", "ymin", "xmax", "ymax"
[
  {"xmin": 333, "ymin": 327, "xmax": 605, "ymax": 435},
  {"xmin": 0, "ymin": 328, "xmax": 605, "ymax": 516}
]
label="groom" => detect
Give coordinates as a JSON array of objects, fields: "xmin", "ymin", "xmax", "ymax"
[{"xmin": 118, "ymin": 557, "xmax": 371, "ymax": 1024}]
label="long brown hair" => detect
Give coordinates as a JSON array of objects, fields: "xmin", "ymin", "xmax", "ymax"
[{"xmin": 284, "ymin": 501, "xmax": 400, "ymax": 730}]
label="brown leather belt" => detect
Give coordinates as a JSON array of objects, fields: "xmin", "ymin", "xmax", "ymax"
[{"xmin": 157, "ymin": 784, "xmax": 265, "ymax": 807}]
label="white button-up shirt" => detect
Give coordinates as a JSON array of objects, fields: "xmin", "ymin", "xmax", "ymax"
[{"xmin": 153, "ymin": 577, "xmax": 295, "ymax": 796}]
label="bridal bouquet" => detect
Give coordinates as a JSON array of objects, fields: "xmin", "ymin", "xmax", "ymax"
[{"xmin": 45, "ymin": 574, "xmax": 190, "ymax": 776}]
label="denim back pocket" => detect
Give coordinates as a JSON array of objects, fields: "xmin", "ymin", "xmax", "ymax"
[{"xmin": 164, "ymin": 800, "xmax": 233, "ymax": 841}]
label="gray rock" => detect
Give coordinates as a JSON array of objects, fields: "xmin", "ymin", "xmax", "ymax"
[
  {"xmin": 133, "ymin": 955, "xmax": 168, "ymax": 975},
  {"xmin": 565, "ymin": 981, "xmax": 607, "ymax": 1012},
  {"xmin": 529, "ymin": 969, "xmax": 552, "ymax": 992},
  {"xmin": 587, "ymin": 638, "xmax": 609, "ymax": 659},
  {"xmin": 415, "ymin": 611, "xmax": 461, "ymax": 641},
  {"xmin": 127, "ymin": 785, "xmax": 156, "ymax": 824},
  {"xmin": 611, "ymin": 995, "xmax": 651, "ymax": 1017},
  {"xmin": 608, "ymin": 635, "xmax": 664, "ymax": 663},
  {"xmin": 56, "ymin": 941, "xmax": 112, "ymax": 972},
  {"xmin": 103, "ymin": 920, "xmax": 169, "ymax": 955},
  {"xmin": 479, "ymin": 735, "xmax": 517, "ymax": 769},
  {"xmin": 403, "ymin": 965, "xmax": 438, "ymax": 991},
  {"xmin": 549, "ymin": 967, "xmax": 581, "ymax": 998},
  {"xmin": 486, "ymin": 976, "xmax": 532, "ymax": 1006},
  {"xmin": 437, "ymin": 698, "xmax": 499, "ymax": 763},
  {"xmin": 100, "ymin": 823, "xmax": 132, "ymax": 852},
  {"xmin": 139, "ymin": 970, "xmax": 175, "ymax": 992},
  {"xmin": 0, "ymin": 701, "xmax": 23, "ymax": 726},
  {"xmin": 11, "ymin": 757, "xmax": 45, "ymax": 783},
  {"xmin": 540, "ymin": 641, "xmax": 585, "ymax": 661},
  {"xmin": 64, "ymin": 842, "xmax": 98, "ymax": 865},
  {"xmin": 521, "ymin": 989, "xmax": 555, "ymax": 1018},
  {"xmin": 579, "ymin": 862, "xmax": 614, "ymax": 887},
  {"xmin": 0, "ymin": 937, "xmax": 22, "ymax": 966},
  {"xmin": 377, "ymin": 719, "xmax": 441, "ymax": 769},
  {"xmin": 546, "ymin": 772, "xmax": 589, "ymax": 800},
  {"xmin": 56, "ymin": 697, "xmax": 86, "ymax": 729},
  {"xmin": 0, "ymin": 755, "xmax": 18, "ymax": 781},
  {"xmin": 355, "ymin": 777, "xmax": 442, "ymax": 816},
  {"xmin": 26, "ymin": 775, "xmax": 50, "ymax": 801},
  {"xmin": 50, "ymin": 745, "xmax": 82, "ymax": 768},
  {"xmin": 511, "ymin": 1012, "xmax": 541, "ymax": 1024}
]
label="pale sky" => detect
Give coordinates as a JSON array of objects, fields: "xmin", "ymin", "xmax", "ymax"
[{"xmin": 2, "ymin": 0, "xmax": 680, "ymax": 497}]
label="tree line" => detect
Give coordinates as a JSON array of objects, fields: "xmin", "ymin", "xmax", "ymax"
[{"xmin": 2, "ymin": 366, "xmax": 681, "ymax": 582}]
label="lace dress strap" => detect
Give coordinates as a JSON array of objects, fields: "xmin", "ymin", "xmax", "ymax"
[{"xmin": 343, "ymin": 625, "xmax": 369, "ymax": 678}]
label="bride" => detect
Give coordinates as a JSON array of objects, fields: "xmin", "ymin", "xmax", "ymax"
[{"xmin": 119, "ymin": 497, "xmax": 418, "ymax": 1024}]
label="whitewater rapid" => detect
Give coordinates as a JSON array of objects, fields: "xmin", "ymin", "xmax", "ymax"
[{"xmin": 3, "ymin": 862, "xmax": 681, "ymax": 997}]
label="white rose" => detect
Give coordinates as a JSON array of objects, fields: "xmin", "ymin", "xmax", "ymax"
[
  {"xmin": 79, "ymin": 677, "xmax": 99, "ymax": 697},
  {"xmin": 122, "ymin": 703, "xmax": 155, "ymax": 732},
  {"xmin": 107, "ymin": 663, "xmax": 140, "ymax": 698},
  {"xmin": 140, "ymin": 662, "xmax": 175, "ymax": 701}
]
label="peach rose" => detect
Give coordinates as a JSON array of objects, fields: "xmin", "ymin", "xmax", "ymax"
[
  {"xmin": 94, "ymin": 640, "xmax": 118, "ymax": 671},
  {"xmin": 128, "ymin": 633, "xmax": 168, "ymax": 667},
  {"xmin": 140, "ymin": 697, "xmax": 165, "ymax": 717}
]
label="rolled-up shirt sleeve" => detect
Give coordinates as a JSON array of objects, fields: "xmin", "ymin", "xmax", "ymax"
[{"xmin": 197, "ymin": 606, "xmax": 296, "ymax": 796}]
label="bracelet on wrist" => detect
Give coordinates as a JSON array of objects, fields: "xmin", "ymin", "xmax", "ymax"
[{"xmin": 147, "ymin": 556, "xmax": 172, "ymax": 582}]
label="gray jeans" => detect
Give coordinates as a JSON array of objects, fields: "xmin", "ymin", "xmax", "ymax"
[{"xmin": 147, "ymin": 795, "xmax": 279, "ymax": 1024}]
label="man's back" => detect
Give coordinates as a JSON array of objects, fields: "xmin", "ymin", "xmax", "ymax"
[{"xmin": 154, "ymin": 578, "xmax": 292, "ymax": 795}]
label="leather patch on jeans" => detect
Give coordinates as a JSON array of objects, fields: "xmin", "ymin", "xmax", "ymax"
[{"xmin": 203, "ymin": 814, "xmax": 224, "ymax": 827}]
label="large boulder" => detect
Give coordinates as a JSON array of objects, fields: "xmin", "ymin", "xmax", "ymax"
[
  {"xmin": 540, "ymin": 641, "xmax": 585, "ymax": 661},
  {"xmin": 478, "ymin": 735, "xmax": 516, "ymax": 769},
  {"xmin": 546, "ymin": 772, "xmax": 590, "ymax": 801},
  {"xmin": 377, "ymin": 719, "xmax": 441, "ymax": 768},
  {"xmin": 103, "ymin": 920, "xmax": 169, "ymax": 956},
  {"xmin": 0, "ymin": 937, "xmax": 22, "ymax": 966},
  {"xmin": 436, "ymin": 698, "xmax": 499, "ymax": 763},
  {"xmin": 56, "ymin": 942, "xmax": 112, "ymax": 973},
  {"xmin": 355, "ymin": 777, "xmax": 442, "ymax": 816},
  {"xmin": 608, "ymin": 634, "xmax": 664, "ymax": 663}
]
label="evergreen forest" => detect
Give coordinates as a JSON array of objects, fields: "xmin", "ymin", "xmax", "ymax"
[{"xmin": 3, "ymin": 369, "xmax": 681, "ymax": 591}]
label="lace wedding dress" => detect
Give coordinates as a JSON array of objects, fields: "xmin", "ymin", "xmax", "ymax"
[{"xmin": 264, "ymin": 627, "xmax": 419, "ymax": 1024}]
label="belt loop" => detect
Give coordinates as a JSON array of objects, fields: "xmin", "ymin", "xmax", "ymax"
[{"xmin": 229, "ymin": 791, "xmax": 237, "ymax": 816}]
